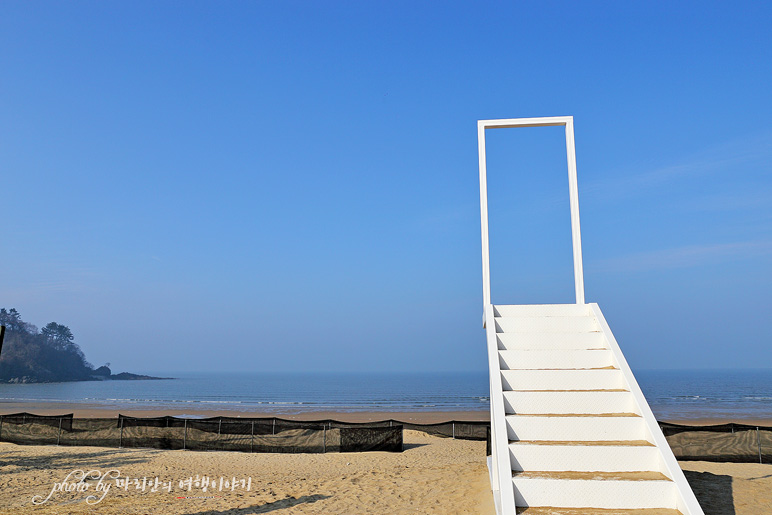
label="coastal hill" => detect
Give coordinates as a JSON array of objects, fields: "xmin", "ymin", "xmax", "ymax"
[{"xmin": 0, "ymin": 308, "xmax": 165, "ymax": 383}]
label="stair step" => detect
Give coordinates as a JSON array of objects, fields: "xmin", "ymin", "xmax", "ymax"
[
  {"xmin": 517, "ymin": 508, "xmax": 682, "ymax": 515},
  {"xmin": 507, "ymin": 415, "xmax": 648, "ymax": 442},
  {"xmin": 520, "ymin": 413, "xmax": 640, "ymax": 417},
  {"xmin": 514, "ymin": 440, "xmax": 653, "ymax": 446},
  {"xmin": 512, "ymin": 389, "xmax": 628, "ymax": 392},
  {"xmin": 499, "ymin": 349, "xmax": 614, "ymax": 370},
  {"xmin": 495, "ymin": 316, "xmax": 600, "ymax": 333},
  {"xmin": 509, "ymin": 442, "xmax": 662, "ymax": 472},
  {"xmin": 513, "ymin": 476, "xmax": 677, "ymax": 509},
  {"xmin": 504, "ymin": 391, "xmax": 636, "ymax": 415},
  {"xmin": 514, "ymin": 471, "xmax": 669, "ymax": 480},
  {"xmin": 497, "ymin": 332, "xmax": 607, "ymax": 350},
  {"xmin": 494, "ymin": 304, "xmax": 591, "ymax": 317},
  {"xmin": 502, "ymin": 369, "xmax": 626, "ymax": 391}
]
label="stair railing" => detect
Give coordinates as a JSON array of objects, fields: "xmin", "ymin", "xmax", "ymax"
[{"xmin": 484, "ymin": 303, "xmax": 517, "ymax": 513}]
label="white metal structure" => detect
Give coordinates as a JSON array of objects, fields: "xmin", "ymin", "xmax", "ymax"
[{"xmin": 478, "ymin": 117, "xmax": 704, "ymax": 514}]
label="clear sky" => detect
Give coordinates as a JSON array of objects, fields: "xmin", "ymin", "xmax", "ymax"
[{"xmin": 1, "ymin": 1, "xmax": 770, "ymax": 374}]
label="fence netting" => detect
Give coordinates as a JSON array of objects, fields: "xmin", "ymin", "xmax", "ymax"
[
  {"xmin": 8, "ymin": 413, "xmax": 765, "ymax": 462},
  {"xmin": 660, "ymin": 422, "xmax": 772, "ymax": 464},
  {"xmin": 0, "ymin": 413, "xmax": 406, "ymax": 453}
]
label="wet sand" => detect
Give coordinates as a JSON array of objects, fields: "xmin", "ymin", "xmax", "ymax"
[
  {"xmin": 6, "ymin": 401, "xmax": 772, "ymax": 427},
  {"xmin": 0, "ymin": 401, "xmax": 490, "ymax": 423}
]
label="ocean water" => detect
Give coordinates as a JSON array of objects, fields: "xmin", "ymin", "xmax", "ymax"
[
  {"xmin": 0, "ymin": 372, "xmax": 490, "ymax": 413},
  {"xmin": 636, "ymin": 369, "xmax": 772, "ymax": 421},
  {"xmin": 1, "ymin": 369, "xmax": 771, "ymax": 420}
]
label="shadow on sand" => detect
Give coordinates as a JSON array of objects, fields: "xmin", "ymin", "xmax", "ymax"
[
  {"xmin": 0, "ymin": 447, "xmax": 156, "ymax": 470},
  {"xmin": 401, "ymin": 442, "xmax": 428, "ymax": 450},
  {"xmin": 683, "ymin": 470, "xmax": 735, "ymax": 515},
  {"xmin": 182, "ymin": 494, "xmax": 331, "ymax": 514}
]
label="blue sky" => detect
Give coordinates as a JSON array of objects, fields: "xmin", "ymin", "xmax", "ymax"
[{"xmin": 1, "ymin": 1, "xmax": 770, "ymax": 373}]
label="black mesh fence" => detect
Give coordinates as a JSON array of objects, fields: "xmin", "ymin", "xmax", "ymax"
[
  {"xmin": 660, "ymin": 422, "xmax": 772, "ymax": 464},
  {"xmin": 0, "ymin": 413, "xmax": 407, "ymax": 454},
  {"xmin": 0, "ymin": 413, "xmax": 490, "ymax": 453},
  {"xmin": 119, "ymin": 416, "xmax": 187, "ymax": 450},
  {"xmin": 395, "ymin": 420, "xmax": 489, "ymax": 440},
  {"xmin": 61, "ymin": 418, "xmax": 120, "ymax": 448},
  {"xmin": 0, "ymin": 413, "xmax": 71, "ymax": 446},
  {"xmin": 6, "ymin": 413, "xmax": 770, "ymax": 462}
]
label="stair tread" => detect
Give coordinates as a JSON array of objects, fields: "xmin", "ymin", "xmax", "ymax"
[
  {"xmin": 500, "ymin": 348, "xmax": 608, "ymax": 350},
  {"xmin": 516, "ymin": 508, "xmax": 682, "ymax": 515},
  {"xmin": 510, "ymin": 413, "xmax": 640, "ymax": 417},
  {"xmin": 511, "ymin": 366, "xmax": 618, "ymax": 370},
  {"xmin": 511, "ymin": 440, "xmax": 654, "ymax": 447},
  {"xmin": 496, "ymin": 331, "xmax": 603, "ymax": 335},
  {"xmin": 504, "ymin": 347, "xmax": 608, "ymax": 351},
  {"xmin": 497, "ymin": 332, "xmax": 603, "ymax": 336},
  {"xmin": 493, "ymin": 315, "xmax": 594, "ymax": 318},
  {"xmin": 513, "ymin": 471, "xmax": 670, "ymax": 481},
  {"xmin": 493, "ymin": 316, "xmax": 598, "ymax": 319},
  {"xmin": 496, "ymin": 331, "xmax": 603, "ymax": 334},
  {"xmin": 509, "ymin": 389, "xmax": 629, "ymax": 392}
]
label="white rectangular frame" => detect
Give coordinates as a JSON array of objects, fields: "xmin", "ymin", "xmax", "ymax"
[{"xmin": 478, "ymin": 116, "xmax": 585, "ymax": 307}]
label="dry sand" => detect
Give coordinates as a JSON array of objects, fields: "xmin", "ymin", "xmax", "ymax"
[
  {"xmin": 0, "ymin": 430, "xmax": 494, "ymax": 515},
  {"xmin": 1, "ymin": 407, "xmax": 770, "ymax": 514},
  {"xmin": 679, "ymin": 461, "xmax": 772, "ymax": 515},
  {"xmin": 2, "ymin": 436, "xmax": 771, "ymax": 515}
]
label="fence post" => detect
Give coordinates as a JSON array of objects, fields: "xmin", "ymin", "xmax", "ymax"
[
  {"xmin": 218, "ymin": 419, "xmax": 222, "ymax": 435},
  {"xmin": 183, "ymin": 419, "xmax": 187, "ymax": 450},
  {"xmin": 272, "ymin": 418, "xmax": 275, "ymax": 435},
  {"xmin": 323, "ymin": 425, "xmax": 326, "ymax": 453},
  {"xmin": 57, "ymin": 417, "xmax": 62, "ymax": 446},
  {"xmin": 758, "ymin": 427, "xmax": 763, "ymax": 464},
  {"xmin": 452, "ymin": 422, "xmax": 456, "ymax": 439},
  {"xmin": 0, "ymin": 415, "xmax": 3, "ymax": 440},
  {"xmin": 251, "ymin": 421, "xmax": 254, "ymax": 453},
  {"xmin": 119, "ymin": 417, "xmax": 124, "ymax": 448}
]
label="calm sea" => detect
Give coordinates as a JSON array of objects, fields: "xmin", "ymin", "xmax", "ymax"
[
  {"xmin": 0, "ymin": 369, "xmax": 770, "ymax": 420},
  {"xmin": 0, "ymin": 372, "xmax": 490, "ymax": 414},
  {"xmin": 636, "ymin": 369, "xmax": 772, "ymax": 421}
]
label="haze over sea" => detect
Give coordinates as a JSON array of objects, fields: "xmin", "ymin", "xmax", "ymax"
[{"xmin": 1, "ymin": 369, "xmax": 771, "ymax": 421}]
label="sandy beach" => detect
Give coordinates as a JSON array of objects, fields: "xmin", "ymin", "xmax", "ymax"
[
  {"xmin": 1, "ymin": 406, "xmax": 771, "ymax": 514},
  {"xmin": 0, "ymin": 429, "xmax": 494, "ymax": 514},
  {"xmin": 1, "ymin": 430, "xmax": 770, "ymax": 514}
]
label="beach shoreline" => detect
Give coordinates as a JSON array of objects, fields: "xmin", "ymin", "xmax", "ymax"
[{"xmin": 0, "ymin": 401, "xmax": 490, "ymax": 423}]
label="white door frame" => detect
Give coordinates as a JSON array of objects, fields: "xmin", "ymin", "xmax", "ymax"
[{"xmin": 477, "ymin": 116, "xmax": 585, "ymax": 307}]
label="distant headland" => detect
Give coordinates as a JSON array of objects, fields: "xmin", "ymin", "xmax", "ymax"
[{"xmin": 0, "ymin": 308, "xmax": 170, "ymax": 384}]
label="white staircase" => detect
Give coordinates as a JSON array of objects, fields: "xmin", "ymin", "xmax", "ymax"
[
  {"xmin": 477, "ymin": 117, "xmax": 704, "ymax": 514},
  {"xmin": 485, "ymin": 303, "xmax": 704, "ymax": 513}
]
